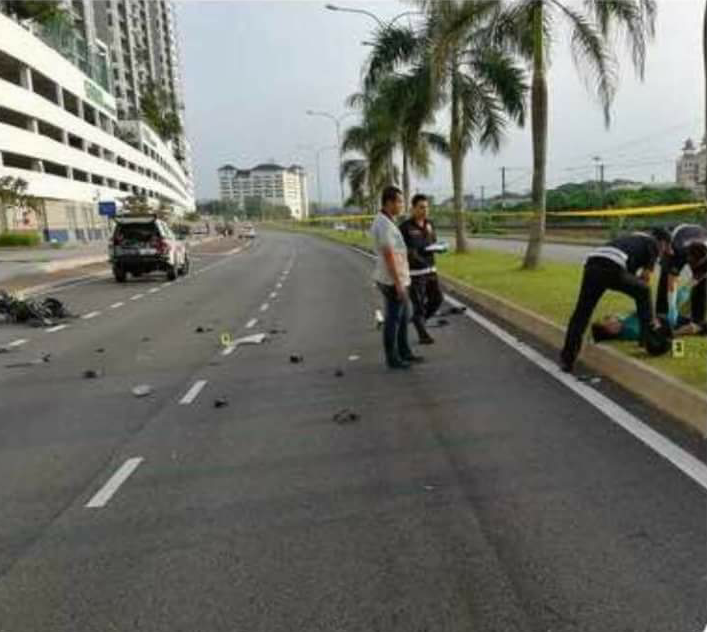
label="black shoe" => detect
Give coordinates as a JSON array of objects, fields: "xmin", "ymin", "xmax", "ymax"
[
  {"xmin": 402, "ymin": 354, "xmax": 425, "ymax": 364},
  {"xmin": 560, "ymin": 361, "xmax": 573, "ymax": 374},
  {"xmin": 418, "ymin": 334, "xmax": 435, "ymax": 345},
  {"xmin": 387, "ymin": 360, "xmax": 412, "ymax": 370}
]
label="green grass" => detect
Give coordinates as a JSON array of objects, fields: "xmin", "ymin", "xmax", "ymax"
[
  {"xmin": 0, "ymin": 231, "xmax": 41, "ymax": 247},
  {"xmin": 273, "ymin": 222, "xmax": 706, "ymax": 390}
]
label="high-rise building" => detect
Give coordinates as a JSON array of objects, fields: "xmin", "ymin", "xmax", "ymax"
[
  {"xmin": 0, "ymin": 2, "xmax": 195, "ymax": 242},
  {"xmin": 676, "ymin": 137, "xmax": 706, "ymax": 197},
  {"xmin": 219, "ymin": 164, "xmax": 309, "ymax": 220}
]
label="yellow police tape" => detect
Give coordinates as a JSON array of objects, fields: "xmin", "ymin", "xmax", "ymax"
[{"xmin": 302, "ymin": 202, "xmax": 706, "ymax": 223}]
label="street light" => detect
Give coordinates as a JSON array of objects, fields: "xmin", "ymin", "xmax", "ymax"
[
  {"xmin": 325, "ymin": 4, "xmax": 422, "ymax": 29},
  {"xmin": 296, "ymin": 144, "xmax": 338, "ymax": 212},
  {"xmin": 305, "ymin": 110, "xmax": 356, "ymax": 209}
]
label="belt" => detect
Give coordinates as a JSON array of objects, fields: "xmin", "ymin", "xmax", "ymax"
[{"xmin": 410, "ymin": 267, "xmax": 436, "ymax": 277}]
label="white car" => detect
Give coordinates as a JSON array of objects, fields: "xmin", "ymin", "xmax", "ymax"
[{"xmin": 334, "ymin": 223, "xmax": 347, "ymax": 232}]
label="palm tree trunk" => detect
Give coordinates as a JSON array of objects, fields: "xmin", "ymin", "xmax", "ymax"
[
  {"xmin": 703, "ymin": 0, "xmax": 707, "ymax": 202},
  {"xmin": 402, "ymin": 146, "xmax": 410, "ymax": 214},
  {"xmin": 523, "ymin": 3, "xmax": 548, "ymax": 270},
  {"xmin": 450, "ymin": 64, "xmax": 467, "ymax": 254},
  {"xmin": 0, "ymin": 202, "xmax": 7, "ymax": 234}
]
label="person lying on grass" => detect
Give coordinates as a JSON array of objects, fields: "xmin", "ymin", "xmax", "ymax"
[{"xmin": 592, "ymin": 283, "xmax": 707, "ymax": 343}]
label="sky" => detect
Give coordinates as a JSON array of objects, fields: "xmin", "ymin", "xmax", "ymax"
[{"xmin": 175, "ymin": 0, "xmax": 705, "ymax": 204}]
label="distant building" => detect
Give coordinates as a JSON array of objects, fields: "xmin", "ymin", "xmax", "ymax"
[
  {"xmin": 218, "ymin": 163, "xmax": 309, "ymax": 220},
  {"xmin": 677, "ymin": 137, "xmax": 706, "ymax": 197}
]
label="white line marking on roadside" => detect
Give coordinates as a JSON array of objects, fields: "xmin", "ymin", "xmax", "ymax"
[
  {"xmin": 350, "ymin": 245, "xmax": 707, "ymax": 491},
  {"xmin": 276, "ymin": 282, "xmax": 283, "ymax": 289},
  {"xmin": 270, "ymin": 292, "xmax": 277, "ymax": 299},
  {"xmin": 179, "ymin": 379, "xmax": 207, "ymax": 405},
  {"xmin": 246, "ymin": 318, "xmax": 258, "ymax": 329},
  {"xmin": 45, "ymin": 324, "xmax": 67, "ymax": 333},
  {"xmin": 81, "ymin": 311, "xmax": 101, "ymax": 320},
  {"xmin": 130, "ymin": 294, "xmax": 144, "ymax": 301},
  {"xmin": 6, "ymin": 339, "xmax": 27, "ymax": 348},
  {"xmin": 85, "ymin": 457, "xmax": 143, "ymax": 508},
  {"xmin": 221, "ymin": 345, "xmax": 237, "ymax": 356},
  {"xmin": 443, "ymin": 294, "xmax": 707, "ymax": 491},
  {"xmin": 260, "ymin": 303, "xmax": 269, "ymax": 312},
  {"xmin": 110, "ymin": 301, "xmax": 124, "ymax": 309},
  {"xmin": 160, "ymin": 282, "xmax": 170, "ymax": 288},
  {"xmin": 148, "ymin": 288, "xmax": 160, "ymax": 294}
]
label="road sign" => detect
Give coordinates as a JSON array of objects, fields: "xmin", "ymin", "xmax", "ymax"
[
  {"xmin": 672, "ymin": 340, "xmax": 685, "ymax": 358},
  {"xmin": 98, "ymin": 201, "xmax": 117, "ymax": 217},
  {"xmin": 220, "ymin": 332, "xmax": 233, "ymax": 347}
]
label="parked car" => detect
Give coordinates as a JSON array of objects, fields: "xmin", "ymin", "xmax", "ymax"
[
  {"xmin": 240, "ymin": 223, "xmax": 256, "ymax": 239},
  {"xmin": 333, "ymin": 222, "xmax": 347, "ymax": 232},
  {"xmin": 109, "ymin": 216, "xmax": 189, "ymax": 283}
]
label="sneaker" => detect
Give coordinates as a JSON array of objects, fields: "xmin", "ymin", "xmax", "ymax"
[
  {"xmin": 402, "ymin": 354, "xmax": 425, "ymax": 364},
  {"xmin": 418, "ymin": 334, "xmax": 435, "ymax": 345},
  {"xmin": 387, "ymin": 360, "xmax": 412, "ymax": 370}
]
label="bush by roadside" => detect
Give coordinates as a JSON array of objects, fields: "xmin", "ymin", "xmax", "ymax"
[{"xmin": 0, "ymin": 231, "xmax": 42, "ymax": 247}]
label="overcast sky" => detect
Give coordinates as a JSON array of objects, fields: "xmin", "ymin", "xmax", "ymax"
[{"xmin": 175, "ymin": 0, "xmax": 704, "ymax": 203}]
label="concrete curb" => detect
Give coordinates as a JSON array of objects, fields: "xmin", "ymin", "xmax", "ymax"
[
  {"xmin": 40, "ymin": 255, "xmax": 107, "ymax": 273},
  {"xmin": 440, "ymin": 275, "xmax": 707, "ymax": 437}
]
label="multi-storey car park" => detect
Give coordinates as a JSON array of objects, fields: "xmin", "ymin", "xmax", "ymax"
[{"xmin": 0, "ymin": 6, "xmax": 195, "ymax": 243}]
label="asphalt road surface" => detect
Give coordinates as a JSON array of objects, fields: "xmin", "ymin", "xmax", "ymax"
[{"xmin": 0, "ymin": 231, "xmax": 704, "ymax": 631}]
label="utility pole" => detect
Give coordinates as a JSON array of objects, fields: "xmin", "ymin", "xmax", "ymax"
[
  {"xmin": 479, "ymin": 186, "xmax": 485, "ymax": 211},
  {"xmin": 500, "ymin": 167, "xmax": 506, "ymax": 210},
  {"xmin": 599, "ymin": 163, "xmax": 605, "ymax": 209}
]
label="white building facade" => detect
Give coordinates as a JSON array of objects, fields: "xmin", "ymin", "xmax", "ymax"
[
  {"xmin": 676, "ymin": 137, "xmax": 706, "ymax": 197},
  {"xmin": 219, "ymin": 164, "xmax": 309, "ymax": 220},
  {"xmin": 0, "ymin": 8, "xmax": 194, "ymax": 242}
]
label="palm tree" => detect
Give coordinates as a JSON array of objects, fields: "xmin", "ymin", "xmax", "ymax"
[
  {"xmin": 703, "ymin": 1, "xmax": 707, "ymax": 201},
  {"xmin": 495, "ymin": 0, "xmax": 656, "ymax": 269},
  {"xmin": 365, "ymin": 3, "xmax": 527, "ymax": 253}
]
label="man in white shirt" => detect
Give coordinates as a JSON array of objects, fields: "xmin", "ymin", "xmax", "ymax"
[{"xmin": 370, "ymin": 186, "xmax": 423, "ymax": 369}]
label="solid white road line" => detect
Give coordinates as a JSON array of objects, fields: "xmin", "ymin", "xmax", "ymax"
[
  {"xmin": 352, "ymin": 245, "xmax": 707, "ymax": 491},
  {"xmin": 85, "ymin": 457, "xmax": 144, "ymax": 508},
  {"xmin": 444, "ymin": 294, "xmax": 707, "ymax": 492},
  {"xmin": 45, "ymin": 324, "xmax": 67, "ymax": 333},
  {"xmin": 160, "ymin": 282, "xmax": 171, "ymax": 288},
  {"xmin": 148, "ymin": 288, "xmax": 160, "ymax": 294},
  {"xmin": 110, "ymin": 301, "xmax": 124, "ymax": 309},
  {"xmin": 260, "ymin": 303, "xmax": 269, "ymax": 312},
  {"xmin": 269, "ymin": 292, "xmax": 277, "ymax": 299},
  {"xmin": 81, "ymin": 311, "xmax": 101, "ymax": 320},
  {"xmin": 6, "ymin": 339, "xmax": 28, "ymax": 348},
  {"xmin": 221, "ymin": 345, "xmax": 237, "ymax": 356},
  {"xmin": 130, "ymin": 294, "xmax": 144, "ymax": 301},
  {"xmin": 246, "ymin": 318, "xmax": 258, "ymax": 329},
  {"xmin": 179, "ymin": 379, "xmax": 208, "ymax": 405}
]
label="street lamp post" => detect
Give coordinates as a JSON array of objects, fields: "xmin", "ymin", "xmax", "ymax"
[
  {"xmin": 305, "ymin": 110, "xmax": 355, "ymax": 209},
  {"xmin": 296, "ymin": 144, "xmax": 338, "ymax": 213},
  {"xmin": 325, "ymin": 4, "xmax": 422, "ymax": 29}
]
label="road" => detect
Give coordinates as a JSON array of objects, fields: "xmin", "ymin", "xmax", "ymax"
[
  {"xmin": 439, "ymin": 234, "xmax": 591, "ymax": 263},
  {"xmin": 0, "ymin": 231, "xmax": 704, "ymax": 631}
]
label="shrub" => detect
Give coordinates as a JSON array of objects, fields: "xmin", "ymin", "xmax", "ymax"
[{"xmin": 0, "ymin": 231, "xmax": 42, "ymax": 247}]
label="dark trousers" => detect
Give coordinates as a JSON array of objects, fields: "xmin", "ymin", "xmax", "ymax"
[
  {"xmin": 409, "ymin": 272, "xmax": 443, "ymax": 339},
  {"xmin": 377, "ymin": 283, "xmax": 412, "ymax": 366},
  {"xmin": 561, "ymin": 259, "xmax": 653, "ymax": 368},
  {"xmin": 656, "ymin": 260, "xmax": 707, "ymax": 324}
]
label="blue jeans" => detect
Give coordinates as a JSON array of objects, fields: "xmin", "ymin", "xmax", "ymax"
[{"xmin": 377, "ymin": 283, "xmax": 412, "ymax": 365}]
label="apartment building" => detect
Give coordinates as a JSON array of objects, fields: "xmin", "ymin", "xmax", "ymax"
[
  {"xmin": 676, "ymin": 137, "xmax": 706, "ymax": 197},
  {"xmin": 218, "ymin": 164, "xmax": 309, "ymax": 220}
]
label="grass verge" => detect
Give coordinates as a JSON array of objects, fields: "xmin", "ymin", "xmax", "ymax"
[{"xmin": 272, "ymin": 222, "xmax": 706, "ymax": 390}]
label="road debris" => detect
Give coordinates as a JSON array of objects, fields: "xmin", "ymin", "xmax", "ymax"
[
  {"xmin": 82, "ymin": 369, "xmax": 101, "ymax": 379},
  {"xmin": 334, "ymin": 368, "xmax": 344, "ymax": 377},
  {"xmin": 132, "ymin": 384, "xmax": 153, "ymax": 398},
  {"xmin": 141, "ymin": 336, "xmax": 151, "ymax": 343},
  {"xmin": 269, "ymin": 327, "xmax": 287, "ymax": 335},
  {"xmin": 95, "ymin": 348, "xmax": 106, "ymax": 354},
  {"xmin": 213, "ymin": 397, "xmax": 229, "ymax": 408},
  {"xmin": 333, "ymin": 409, "xmax": 360, "ymax": 425},
  {"xmin": 289, "ymin": 354, "xmax": 303, "ymax": 364},
  {"xmin": 375, "ymin": 309, "xmax": 384, "ymax": 329},
  {"xmin": 0, "ymin": 291, "xmax": 74, "ymax": 327},
  {"xmin": 348, "ymin": 355, "xmax": 360, "ymax": 362},
  {"xmin": 440, "ymin": 306, "xmax": 467, "ymax": 316}
]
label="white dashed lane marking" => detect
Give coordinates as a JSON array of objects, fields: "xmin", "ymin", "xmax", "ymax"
[
  {"xmin": 6, "ymin": 339, "xmax": 27, "ymax": 348},
  {"xmin": 110, "ymin": 302, "xmax": 124, "ymax": 309},
  {"xmin": 260, "ymin": 303, "xmax": 269, "ymax": 312},
  {"xmin": 85, "ymin": 458, "xmax": 144, "ymax": 508},
  {"xmin": 246, "ymin": 318, "xmax": 258, "ymax": 329},
  {"xmin": 45, "ymin": 324, "xmax": 68, "ymax": 333},
  {"xmin": 81, "ymin": 311, "xmax": 101, "ymax": 320},
  {"xmin": 179, "ymin": 380, "xmax": 208, "ymax": 405},
  {"xmin": 130, "ymin": 294, "xmax": 144, "ymax": 301}
]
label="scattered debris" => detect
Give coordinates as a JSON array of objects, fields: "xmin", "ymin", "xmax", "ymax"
[
  {"xmin": 213, "ymin": 397, "xmax": 229, "ymax": 408},
  {"xmin": 141, "ymin": 336, "xmax": 151, "ymax": 343},
  {"xmin": 440, "ymin": 306, "xmax": 467, "ymax": 316},
  {"xmin": 333, "ymin": 409, "xmax": 360, "ymax": 425},
  {"xmin": 348, "ymin": 354, "xmax": 360, "ymax": 362},
  {"xmin": 375, "ymin": 309, "xmax": 384, "ymax": 329},
  {"xmin": 290, "ymin": 354, "xmax": 303, "ymax": 364},
  {"xmin": 95, "ymin": 348, "xmax": 106, "ymax": 354},
  {"xmin": 577, "ymin": 374, "xmax": 602, "ymax": 385},
  {"xmin": 269, "ymin": 328, "xmax": 287, "ymax": 335},
  {"xmin": 430, "ymin": 318, "xmax": 450, "ymax": 328},
  {"xmin": 82, "ymin": 369, "xmax": 101, "ymax": 379},
  {"xmin": 132, "ymin": 384, "xmax": 153, "ymax": 398},
  {"xmin": 41, "ymin": 353, "xmax": 51, "ymax": 363},
  {"xmin": 0, "ymin": 291, "xmax": 74, "ymax": 327},
  {"xmin": 334, "ymin": 368, "xmax": 344, "ymax": 377},
  {"xmin": 195, "ymin": 326, "xmax": 205, "ymax": 333},
  {"xmin": 0, "ymin": 347, "xmax": 9, "ymax": 354}
]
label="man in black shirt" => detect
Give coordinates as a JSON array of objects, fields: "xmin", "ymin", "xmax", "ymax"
[
  {"xmin": 399, "ymin": 194, "xmax": 444, "ymax": 344},
  {"xmin": 656, "ymin": 223, "xmax": 707, "ymax": 328},
  {"xmin": 560, "ymin": 228, "xmax": 672, "ymax": 373}
]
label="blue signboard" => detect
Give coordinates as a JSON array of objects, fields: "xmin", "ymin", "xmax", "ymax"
[{"xmin": 98, "ymin": 201, "xmax": 117, "ymax": 217}]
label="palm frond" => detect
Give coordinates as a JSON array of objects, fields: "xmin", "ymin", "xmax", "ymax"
[
  {"xmin": 364, "ymin": 25, "xmax": 422, "ymax": 91},
  {"xmin": 458, "ymin": 73, "xmax": 506, "ymax": 153}
]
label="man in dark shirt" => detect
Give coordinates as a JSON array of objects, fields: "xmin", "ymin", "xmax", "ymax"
[
  {"xmin": 399, "ymin": 194, "xmax": 443, "ymax": 344},
  {"xmin": 560, "ymin": 228, "xmax": 672, "ymax": 373},
  {"xmin": 656, "ymin": 223, "xmax": 707, "ymax": 328}
]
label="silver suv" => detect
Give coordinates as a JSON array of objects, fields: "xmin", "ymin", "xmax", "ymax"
[{"xmin": 109, "ymin": 216, "xmax": 189, "ymax": 283}]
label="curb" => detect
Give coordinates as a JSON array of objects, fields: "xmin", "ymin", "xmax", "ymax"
[
  {"xmin": 40, "ymin": 255, "xmax": 107, "ymax": 273},
  {"xmin": 440, "ymin": 275, "xmax": 707, "ymax": 437}
]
